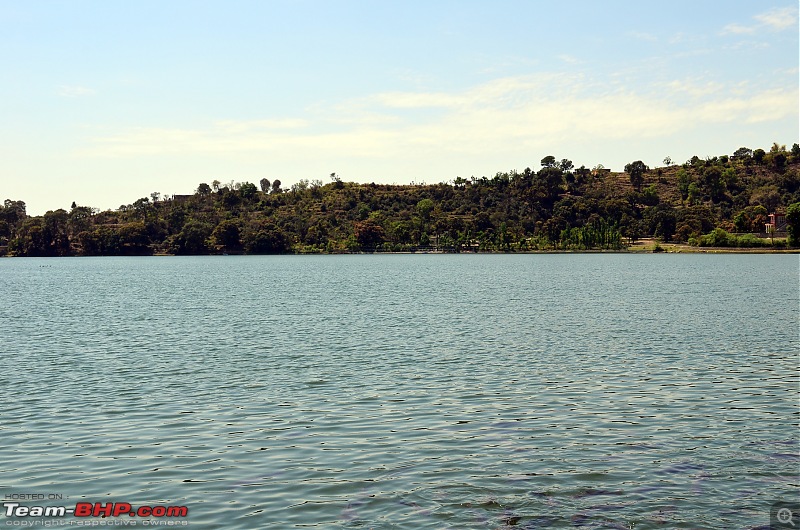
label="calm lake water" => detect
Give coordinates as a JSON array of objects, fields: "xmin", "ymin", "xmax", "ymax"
[{"xmin": 1, "ymin": 254, "xmax": 798, "ymax": 529}]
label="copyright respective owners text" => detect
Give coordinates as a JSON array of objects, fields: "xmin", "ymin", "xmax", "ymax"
[
  {"xmin": 2, "ymin": 494, "xmax": 190, "ymax": 527},
  {"xmin": 773, "ymin": 502, "xmax": 800, "ymax": 529}
]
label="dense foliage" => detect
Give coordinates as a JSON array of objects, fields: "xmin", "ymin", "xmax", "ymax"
[{"xmin": 2, "ymin": 143, "xmax": 799, "ymax": 256}]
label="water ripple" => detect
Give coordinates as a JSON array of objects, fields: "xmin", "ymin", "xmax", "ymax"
[{"xmin": 0, "ymin": 254, "xmax": 797, "ymax": 528}]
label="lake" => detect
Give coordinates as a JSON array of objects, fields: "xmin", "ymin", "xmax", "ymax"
[{"xmin": 1, "ymin": 254, "xmax": 797, "ymax": 528}]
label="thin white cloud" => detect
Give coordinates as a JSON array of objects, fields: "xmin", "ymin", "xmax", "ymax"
[
  {"xmin": 373, "ymin": 91, "xmax": 466, "ymax": 109},
  {"xmin": 360, "ymin": 74, "xmax": 575, "ymax": 110},
  {"xmin": 666, "ymin": 79, "xmax": 724, "ymax": 97},
  {"xmin": 628, "ymin": 31, "xmax": 658, "ymax": 42},
  {"xmin": 724, "ymin": 39, "xmax": 771, "ymax": 51},
  {"xmin": 754, "ymin": 6, "xmax": 798, "ymax": 30},
  {"xmin": 557, "ymin": 54, "xmax": 581, "ymax": 64},
  {"xmin": 668, "ymin": 32, "xmax": 686, "ymax": 44},
  {"xmin": 57, "ymin": 85, "xmax": 96, "ymax": 97},
  {"xmin": 214, "ymin": 119, "xmax": 309, "ymax": 134},
  {"xmin": 721, "ymin": 6, "xmax": 798, "ymax": 35},
  {"xmin": 721, "ymin": 23, "xmax": 755, "ymax": 35},
  {"xmin": 76, "ymin": 74, "xmax": 798, "ymax": 161},
  {"xmin": 474, "ymin": 54, "xmax": 540, "ymax": 76}
]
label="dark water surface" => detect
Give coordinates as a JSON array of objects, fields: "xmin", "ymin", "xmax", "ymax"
[{"xmin": 1, "ymin": 254, "xmax": 798, "ymax": 528}]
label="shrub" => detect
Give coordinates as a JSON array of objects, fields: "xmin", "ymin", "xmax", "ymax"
[{"xmin": 696, "ymin": 228, "xmax": 782, "ymax": 248}]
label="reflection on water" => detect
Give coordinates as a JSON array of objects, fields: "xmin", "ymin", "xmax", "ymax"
[{"xmin": 1, "ymin": 254, "xmax": 797, "ymax": 528}]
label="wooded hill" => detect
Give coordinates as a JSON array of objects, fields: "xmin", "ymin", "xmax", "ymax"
[{"xmin": 3, "ymin": 143, "xmax": 800, "ymax": 256}]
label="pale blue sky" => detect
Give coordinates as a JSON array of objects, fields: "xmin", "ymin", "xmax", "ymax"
[{"xmin": 2, "ymin": 0, "xmax": 797, "ymax": 214}]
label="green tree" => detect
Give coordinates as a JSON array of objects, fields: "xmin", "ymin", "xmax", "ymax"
[
  {"xmin": 172, "ymin": 221, "xmax": 213, "ymax": 255},
  {"xmin": 419, "ymin": 232, "xmax": 431, "ymax": 247},
  {"xmin": 644, "ymin": 204, "xmax": 676, "ymax": 241},
  {"xmin": 540, "ymin": 155, "xmax": 557, "ymax": 168},
  {"xmin": 133, "ymin": 197, "xmax": 150, "ymax": 221},
  {"xmin": 676, "ymin": 169, "xmax": 691, "ymax": 203},
  {"xmin": 10, "ymin": 210, "xmax": 70, "ymax": 256},
  {"xmin": 196, "ymin": 183, "xmax": 212, "ymax": 196},
  {"xmin": 117, "ymin": 222, "xmax": 151, "ymax": 255},
  {"xmin": 641, "ymin": 184, "xmax": 660, "ymax": 206},
  {"xmin": 304, "ymin": 220, "xmax": 329, "ymax": 246},
  {"xmin": 221, "ymin": 189, "xmax": 241, "ymax": 209},
  {"xmin": 291, "ymin": 179, "xmax": 310, "ymax": 194},
  {"xmin": 770, "ymin": 142, "xmax": 786, "ymax": 153},
  {"xmin": 786, "ymin": 202, "xmax": 800, "ymax": 247},
  {"xmin": 541, "ymin": 215, "xmax": 566, "ymax": 243},
  {"xmin": 259, "ymin": 178, "xmax": 271, "ymax": 193},
  {"xmin": 390, "ymin": 220, "xmax": 413, "ymax": 244},
  {"xmin": 701, "ymin": 166, "xmax": 727, "ymax": 202},
  {"xmin": 750, "ymin": 185, "xmax": 781, "ymax": 213},
  {"xmin": 9, "ymin": 218, "xmax": 47, "ymax": 256},
  {"xmin": 239, "ymin": 182, "xmax": 258, "ymax": 199},
  {"xmin": 243, "ymin": 223, "xmax": 289, "ymax": 253},
  {"xmin": 687, "ymin": 182, "xmax": 702, "ymax": 205},
  {"xmin": 210, "ymin": 220, "xmax": 241, "ymax": 250},
  {"xmin": 416, "ymin": 198, "xmax": 434, "ymax": 220},
  {"xmin": 67, "ymin": 206, "xmax": 93, "ymax": 237},
  {"xmin": 625, "ymin": 160, "xmax": 648, "ymax": 192},
  {"xmin": 772, "ymin": 152, "xmax": 787, "ymax": 170},
  {"xmin": 536, "ymin": 167, "xmax": 564, "ymax": 206},
  {"xmin": 620, "ymin": 214, "xmax": 643, "ymax": 243}
]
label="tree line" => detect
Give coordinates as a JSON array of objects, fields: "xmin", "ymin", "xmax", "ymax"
[{"xmin": 2, "ymin": 143, "xmax": 800, "ymax": 256}]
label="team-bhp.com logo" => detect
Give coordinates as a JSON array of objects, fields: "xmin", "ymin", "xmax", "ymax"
[{"xmin": 4, "ymin": 502, "xmax": 188, "ymax": 518}]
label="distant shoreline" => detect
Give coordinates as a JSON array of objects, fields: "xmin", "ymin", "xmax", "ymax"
[
  {"xmin": 3, "ymin": 146, "xmax": 799, "ymax": 257},
  {"xmin": 4, "ymin": 247, "xmax": 797, "ymax": 257}
]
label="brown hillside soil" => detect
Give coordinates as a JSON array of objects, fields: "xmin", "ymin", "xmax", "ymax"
[{"xmin": 589, "ymin": 161, "xmax": 797, "ymax": 206}]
